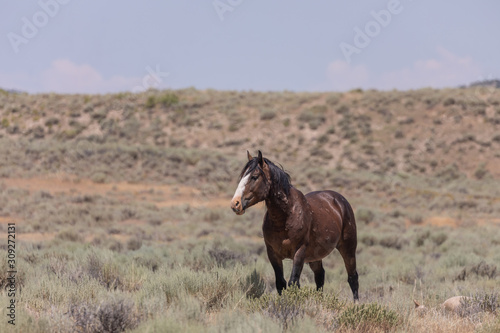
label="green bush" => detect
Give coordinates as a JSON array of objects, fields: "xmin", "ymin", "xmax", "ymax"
[
  {"xmin": 91, "ymin": 172, "xmax": 107, "ymax": 184},
  {"xmin": 443, "ymin": 97, "xmax": 455, "ymax": 106},
  {"xmin": 338, "ymin": 303, "xmax": 400, "ymax": 331},
  {"xmin": 69, "ymin": 296, "xmax": 140, "ymax": 333},
  {"xmin": 298, "ymin": 105, "xmax": 327, "ymax": 129},
  {"xmin": 356, "ymin": 208, "xmax": 375, "ymax": 224},
  {"xmin": 243, "ymin": 269, "xmax": 266, "ymax": 299},
  {"xmin": 145, "ymin": 95, "xmax": 156, "ymax": 108},
  {"xmin": 260, "ymin": 109, "xmax": 276, "ymax": 120},
  {"xmin": 459, "ymin": 293, "xmax": 499, "ymax": 317},
  {"xmin": 56, "ymin": 230, "xmax": 84, "ymax": 243},
  {"xmin": 474, "ymin": 163, "xmax": 489, "ymax": 179},
  {"xmin": 248, "ymin": 286, "xmax": 344, "ymax": 330},
  {"xmin": 158, "ymin": 92, "xmax": 179, "ymax": 107},
  {"xmin": 44, "ymin": 117, "xmax": 59, "ymax": 127},
  {"xmin": 1, "ymin": 118, "xmax": 10, "ymax": 128},
  {"xmin": 336, "ymin": 104, "xmax": 350, "ymax": 114}
]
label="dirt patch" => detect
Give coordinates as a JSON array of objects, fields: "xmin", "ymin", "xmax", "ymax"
[
  {"xmin": 477, "ymin": 218, "xmax": 500, "ymax": 226},
  {"xmin": 1, "ymin": 175, "xmax": 233, "ymax": 242},
  {"xmin": 0, "ymin": 217, "xmax": 19, "ymax": 224},
  {"xmin": 20, "ymin": 232, "xmax": 57, "ymax": 242},
  {"xmin": 423, "ymin": 216, "xmax": 458, "ymax": 228},
  {"xmin": 1, "ymin": 175, "xmax": 230, "ymax": 209},
  {"xmin": 417, "ymin": 216, "xmax": 500, "ymax": 228}
]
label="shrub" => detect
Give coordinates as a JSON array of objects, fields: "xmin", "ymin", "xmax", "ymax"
[
  {"xmin": 45, "ymin": 117, "xmax": 59, "ymax": 127},
  {"xmin": 69, "ymin": 109, "xmax": 81, "ymax": 118},
  {"xmin": 32, "ymin": 126, "xmax": 45, "ymax": 139},
  {"xmin": 191, "ymin": 271, "xmax": 239, "ymax": 310},
  {"xmin": 431, "ymin": 232, "xmax": 448, "ymax": 246},
  {"xmin": 398, "ymin": 117, "xmax": 414, "ymax": 125},
  {"xmin": 415, "ymin": 230, "xmax": 430, "ymax": 247},
  {"xmin": 203, "ymin": 210, "xmax": 220, "ymax": 222},
  {"xmin": 298, "ymin": 105, "xmax": 327, "ymax": 130},
  {"xmin": 361, "ymin": 235, "xmax": 377, "ymax": 246},
  {"xmin": 394, "ymin": 130, "xmax": 404, "ymax": 139},
  {"xmin": 251, "ymin": 286, "xmax": 306, "ymax": 330},
  {"xmin": 336, "ymin": 104, "xmax": 350, "ymax": 114},
  {"xmin": 317, "ymin": 134, "xmax": 329, "ymax": 144},
  {"xmin": 326, "ymin": 125, "xmax": 335, "ymax": 134},
  {"xmin": 249, "ymin": 286, "xmax": 344, "ymax": 329},
  {"xmin": 326, "ymin": 93, "xmax": 341, "ymax": 106},
  {"xmin": 145, "ymin": 96, "xmax": 156, "ymax": 108},
  {"xmin": 91, "ymin": 172, "xmax": 107, "ymax": 184},
  {"xmin": 91, "ymin": 109, "xmax": 107, "ymax": 121},
  {"xmin": 443, "ymin": 97, "xmax": 455, "ymax": 106},
  {"xmin": 127, "ymin": 237, "xmax": 143, "ymax": 251},
  {"xmin": 379, "ymin": 235, "xmax": 405, "ymax": 250},
  {"xmin": 474, "ymin": 163, "xmax": 489, "ymax": 179},
  {"xmin": 208, "ymin": 244, "xmax": 247, "ymax": 268},
  {"xmin": 436, "ymin": 163, "xmax": 462, "ymax": 182},
  {"xmin": 338, "ymin": 303, "xmax": 400, "ymax": 331},
  {"xmin": 243, "ymin": 269, "xmax": 266, "ymax": 299},
  {"xmin": 85, "ymin": 253, "xmax": 122, "ymax": 290},
  {"xmin": 470, "ymin": 261, "xmax": 497, "ymax": 279},
  {"xmin": 356, "ymin": 208, "xmax": 375, "ymax": 224},
  {"xmin": 1, "ymin": 118, "xmax": 10, "ymax": 128},
  {"xmin": 260, "ymin": 109, "xmax": 276, "ymax": 120},
  {"xmin": 309, "ymin": 147, "xmax": 333, "ymax": 160},
  {"xmin": 158, "ymin": 92, "xmax": 179, "ymax": 107},
  {"xmin": 69, "ymin": 297, "xmax": 139, "ymax": 333},
  {"xmin": 56, "ymin": 230, "xmax": 84, "ymax": 243},
  {"xmin": 98, "ymin": 298, "xmax": 139, "ymax": 333},
  {"xmin": 459, "ymin": 293, "xmax": 500, "ymax": 317},
  {"xmin": 409, "ymin": 214, "xmax": 423, "ymax": 225}
]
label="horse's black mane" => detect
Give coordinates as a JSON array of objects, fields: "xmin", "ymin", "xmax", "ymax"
[{"xmin": 239, "ymin": 157, "xmax": 292, "ymax": 196}]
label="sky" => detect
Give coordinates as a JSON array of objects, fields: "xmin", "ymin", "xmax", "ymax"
[{"xmin": 1, "ymin": 1, "xmax": 499, "ymax": 94}]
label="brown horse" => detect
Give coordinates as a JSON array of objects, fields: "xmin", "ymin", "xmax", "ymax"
[{"xmin": 231, "ymin": 151, "xmax": 359, "ymax": 300}]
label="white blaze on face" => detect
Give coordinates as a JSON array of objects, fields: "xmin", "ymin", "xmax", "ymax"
[{"xmin": 232, "ymin": 173, "xmax": 250, "ymax": 204}]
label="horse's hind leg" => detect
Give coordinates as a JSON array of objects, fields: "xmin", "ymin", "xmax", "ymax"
[
  {"xmin": 338, "ymin": 242, "xmax": 359, "ymax": 301},
  {"xmin": 309, "ymin": 260, "xmax": 325, "ymax": 291}
]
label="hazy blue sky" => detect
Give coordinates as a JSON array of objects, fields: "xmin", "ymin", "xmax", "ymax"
[{"xmin": 1, "ymin": 1, "xmax": 499, "ymax": 93}]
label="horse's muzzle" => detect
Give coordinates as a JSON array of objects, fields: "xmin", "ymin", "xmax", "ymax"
[
  {"xmin": 231, "ymin": 197, "xmax": 247, "ymax": 215},
  {"xmin": 232, "ymin": 207, "xmax": 245, "ymax": 215}
]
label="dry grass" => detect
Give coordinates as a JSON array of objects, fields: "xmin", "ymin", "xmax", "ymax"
[{"xmin": 0, "ymin": 87, "xmax": 499, "ymax": 332}]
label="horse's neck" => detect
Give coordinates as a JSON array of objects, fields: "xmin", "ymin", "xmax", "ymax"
[{"xmin": 265, "ymin": 187, "xmax": 300, "ymax": 224}]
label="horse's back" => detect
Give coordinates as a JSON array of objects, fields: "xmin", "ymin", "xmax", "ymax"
[
  {"xmin": 305, "ymin": 190, "xmax": 356, "ymax": 238},
  {"xmin": 305, "ymin": 190, "xmax": 351, "ymax": 216}
]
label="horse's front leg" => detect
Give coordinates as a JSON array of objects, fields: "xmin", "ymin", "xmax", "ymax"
[
  {"xmin": 288, "ymin": 244, "xmax": 307, "ymax": 288},
  {"xmin": 266, "ymin": 244, "xmax": 287, "ymax": 295}
]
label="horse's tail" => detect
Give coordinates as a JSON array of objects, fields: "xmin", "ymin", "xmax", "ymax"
[
  {"xmin": 345, "ymin": 198, "xmax": 356, "ymax": 227},
  {"xmin": 334, "ymin": 193, "xmax": 357, "ymax": 241}
]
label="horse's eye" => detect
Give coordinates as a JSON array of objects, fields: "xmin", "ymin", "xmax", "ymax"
[{"xmin": 251, "ymin": 175, "xmax": 259, "ymax": 181}]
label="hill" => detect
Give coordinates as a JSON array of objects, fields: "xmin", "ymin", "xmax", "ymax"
[
  {"xmin": 1, "ymin": 87, "xmax": 499, "ymax": 221},
  {"xmin": 1, "ymin": 87, "xmax": 499, "ymax": 179},
  {"xmin": 0, "ymin": 87, "xmax": 499, "ymax": 332}
]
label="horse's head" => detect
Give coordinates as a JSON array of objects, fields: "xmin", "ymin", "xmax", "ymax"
[{"xmin": 231, "ymin": 150, "xmax": 271, "ymax": 215}]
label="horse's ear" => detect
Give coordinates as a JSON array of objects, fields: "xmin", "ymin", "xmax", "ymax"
[
  {"xmin": 247, "ymin": 150, "xmax": 253, "ymax": 161},
  {"xmin": 257, "ymin": 150, "xmax": 264, "ymax": 167},
  {"xmin": 413, "ymin": 300, "xmax": 420, "ymax": 308}
]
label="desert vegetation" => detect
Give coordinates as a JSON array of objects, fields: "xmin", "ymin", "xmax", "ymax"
[{"xmin": 0, "ymin": 86, "xmax": 499, "ymax": 332}]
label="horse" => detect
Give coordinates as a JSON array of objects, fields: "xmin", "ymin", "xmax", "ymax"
[{"xmin": 230, "ymin": 150, "xmax": 359, "ymax": 300}]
